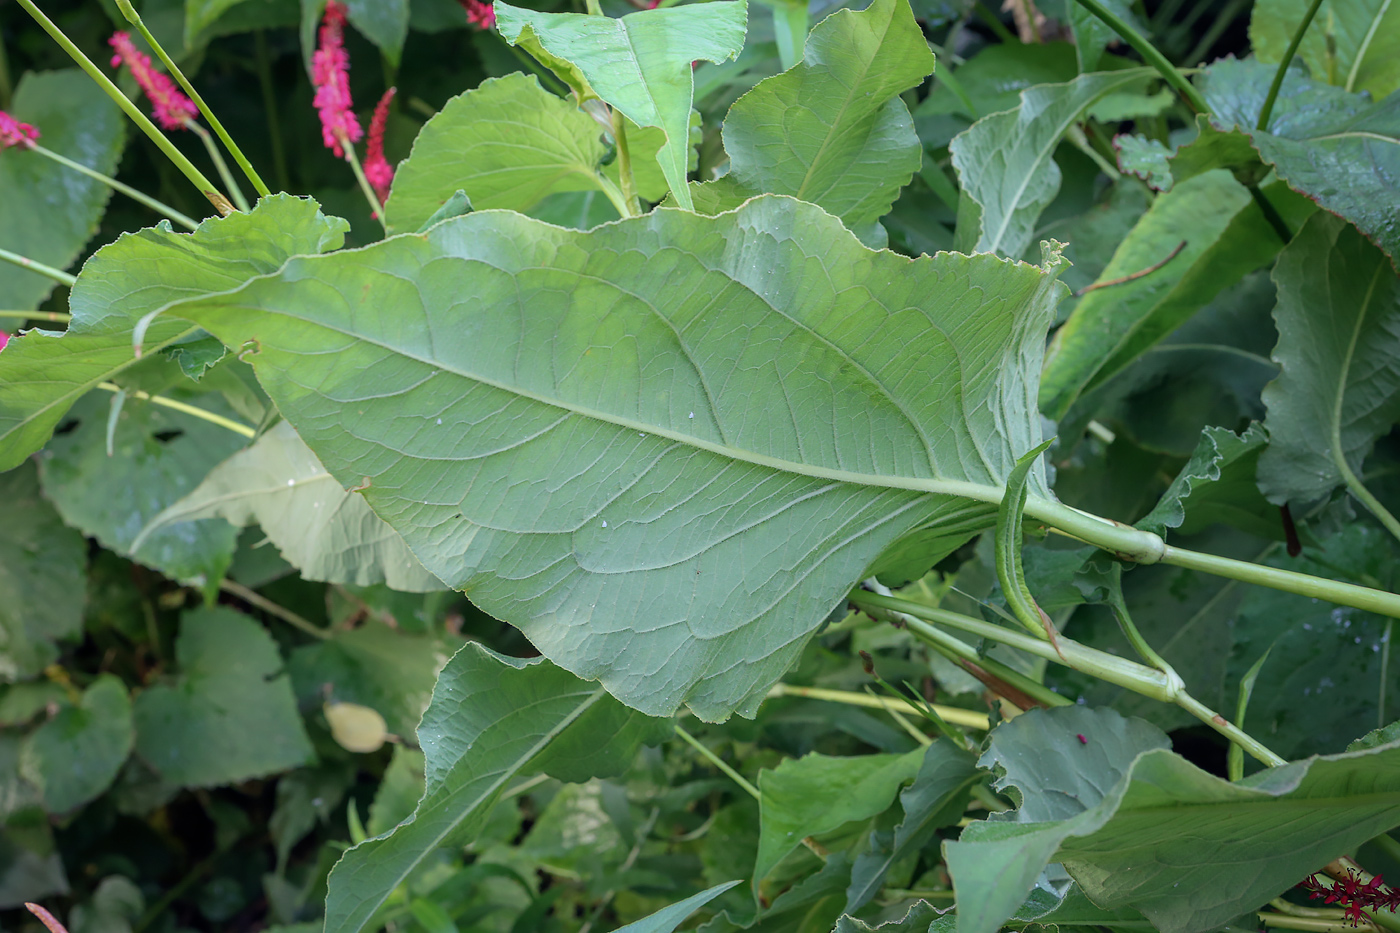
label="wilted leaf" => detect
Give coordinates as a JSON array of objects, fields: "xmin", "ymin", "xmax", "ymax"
[
  {"xmin": 494, "ymin": 0, "xmax": 748, "ymax": 210},
  {"xmin": 161, "ymin": 196, "xmax": 1066, "ymax": 721},
  {"xmin": 0, "ymin": 70, "xmax": 124, "ymax": 313},
  {"xmin": 1138, "ymin": 425, "xmax": 1271, "ymax": 539},
  {"xmin": 132, "ymin": 606, "xmax": 314, "ymax": 787},
  {"xmin": 322, "ymin": 643, "xmax": 669, "ymax": 933},
  {"xmin": 950, "ymin": 69, "xmax": 1153, "ymax": 257},
  {"xmin": 138, "ymin": 421, "xmax": 443, "ymax": 592},
  {"xmin": 691, "ymin": 0, "xmax": 935, "ymax": 230}
]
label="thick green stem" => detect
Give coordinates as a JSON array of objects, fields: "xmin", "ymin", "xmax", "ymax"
[
  {"xmin": 1067, "ymin": 0, "xmax": 1210, "ymax": 112},
  {"xmin": 185, "ymin": 119, "xmax": 249, "ymax": 212},
  {"xmin": 853, "ymin": 591, "xmax": 1284, "ymax": 766},
  {"xmin": 121, "ymin": 1, "xmax": 271, "ymax": 198},
  {"xmin": 609, "ymin": 107, "xmax": 640, "ymax": 217},
  {"xmin": 31, "ymin": 143, "xmax": 200, "ymax": 229},
  {"xmin": 10, "ymin": 0, "xmax": 232, "ymax": 214},
  {"xmin": 0, "ymin": 247, "xmax": 77, "ymax": 286},
  {"xmin": 1256, "ymin": 0, "xmax": 1325, "ymax": 131}
]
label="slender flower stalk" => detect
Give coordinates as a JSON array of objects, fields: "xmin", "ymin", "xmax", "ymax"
[
  {"xmin": 109, "ymin": 32, "xmax": 198, "ymax": 130},
  {"xmin": 0, "ymin": 247, "xmax": 77, "ymax": 286},
  {"xmin": 183, "ymin": 118, "xmax": 249, "ymax": 212},
  {"xmin": 312, "ymin": 1, "xmax": 362, "ymax": 158},
  {"xmin": 364, "ymin": 87, "xmax": 396, "ymax": 206}
]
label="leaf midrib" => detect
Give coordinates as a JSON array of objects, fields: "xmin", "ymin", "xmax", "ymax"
[{"xmin": 1328, "ymin": 257, "xmax": 1388, "ymax": 486}]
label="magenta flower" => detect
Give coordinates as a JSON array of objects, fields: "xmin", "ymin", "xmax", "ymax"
[
  {"xmin": 0, "ymin": 111, "xmax": 39, "ymax": 151},
  {"xmin": 109, "ymin": 32, "xmax": 199, "ymax": 131},
  {"xmin": 0, "ymin": 331, "xmax": 9, "ymax": 353},
  {"xmin": 458, "ymin": 0, "xmax": 496, "ymax": 29},
  {"xmin": 364, "ymin": 87, "xmax": 396, "ymax": 204},
  {"xmin": 313, "ymin": 1, "xmax": 363, "ymax": 158}
]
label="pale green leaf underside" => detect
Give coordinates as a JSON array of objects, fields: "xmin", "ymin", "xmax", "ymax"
[
  {"xmin": 138, "ymin": 421, "xmax": 444, "ymax": 592},
  {"xmin": 165, "ymin": 195, "xmax": 1063, "ymax": 721},
  {"xmin": 690, "ymin": 0, "xmax": 935, "ymax": 229},
  {"xmin": 950, "ymin": 69, "xmax": 1153, "ymax": 258},
  {"xmin": 494, "ymin": 0, "xmax": 747, "ymax": 211},
  {"xmin": 384, "ymin": 73, "xmax": 609, "ymax": 233}
]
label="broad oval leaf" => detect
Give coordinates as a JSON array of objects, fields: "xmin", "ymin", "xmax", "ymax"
[
  {"xmin": 323, "ymin": 643, "xmax": 669, "ymax": 933},
  {"xmin": 384, "ymin": 73, "xmax": 611, "ymax": 233},
  {"xmin": 950, "ymin": 69, "xmax": 1153, "ymax": 258},
  {"xmin": 0, "ymin": 70, "xmax": 125, "ymax": 313},
  {"xmin": 19, "ymin": 675, "xmax": 133, "ymax": 813},
  {"xmin": 137, "ymin": 420, "xmax": 444, "ymax": 592},
  {"xmin": 690, "ymin": 0, "xmax": 936, "ymax": 231},
  {"xmin": 494, "ymin": 0, "xmax": 748, "ymax": 211},
  {"xmin": 162, "ymin": 195, "xmax": 1065, "ymax": 721},
  {"xmin": 1258, "ymin": 211, "xmax": 1400, "ymax": 506}
]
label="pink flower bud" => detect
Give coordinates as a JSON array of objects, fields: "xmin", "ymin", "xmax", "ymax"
[
  {"xmin": 459, "ymin": 0, "xmax": 496, "ymax": 30},
  {"xmin": 364, "ymin": 87, "xmax": 396, "ymax": 205},
  {"xmin": 109, "ymin": 32, "xmax": 199, "ymax": 130},
  {"xmin": 313, "ymin": 1, "xmax": 363, "ymax": 158},
  {"xmin": 0, "ymin": 111, "xmax": 39, "ymax": 151}
]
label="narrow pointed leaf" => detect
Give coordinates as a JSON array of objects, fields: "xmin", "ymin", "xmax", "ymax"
[
  {"xmin": 612, "ymin": 882, "xmax": 742, "ymax": 933},
  {"xmin": 0, "ymin": 195, "xmax": 349, "ymax": 471},
  {"xmin": 384, "ymin": 74, "xmax": 610, "ymax": 233},
  {"xmin": 690, "ymin": 0, "xmax": 935, "ymax": 229},
  {"xmin": 1258, "ymin": 211, "xmax": 1400, "ymax": 505},
  {"xmin": 950, "ymin": 69, "xmax": 1153, "ymax": 257},
  {"xmin": 494, "ymin": 1, "xmax": 747, "ymax": 211},
  {"xmin": 137, "ymin": 421, "xmax": 444, "ymax": 592},
  {"xmin": 0, "ymin": 70, "xmax": 124, "ymax": 313},
  {"xmin": 323, "ymin": 643, "xmax": 668, "ymax": 933},
  {"xmin": 995, "ymin": 439, "xmax": 1054, "ymax": 635},
  {"xmin": 161, "ymin": 196, "xmax": 1065, "ymax": 721},
  {"xmin": 1250, "ymin": 0, "xmax": 1400, "ymax": 99}
]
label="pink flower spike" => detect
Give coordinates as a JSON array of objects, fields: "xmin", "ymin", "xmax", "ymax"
[
  {"xmin": 459, "ymin": 0, "xmax": 496, "ymax": 30},
  {"xmin": 313, "ymin": 1, "xmax": 363, "ymax": 158},
  {"xmin": 0, "ymin": 331, "xmax": 10, "ymax": 353},
  {"xmin": 108, "ymin": 32, "xmax": 198, "ymax": 131},
  {"xmin": 364, "ymin": 87, "xmax": 396, "ymax": 205},
  {"xmin": 0, "ymin": 111, "xmax": 40, "ymax": 151}
]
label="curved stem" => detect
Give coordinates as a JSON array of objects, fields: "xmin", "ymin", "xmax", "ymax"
[
  {"xmin": 1067, "ymin": 0, "xmax": 1210, "ymax": 112},
  {"xmin": 766, "ymin": 683, "xmax": 990, "ymax": 729},
  {"xmin": 1256, "ymin": 0, "xmax": 1325, "ymax": 131},
  {"xmin": 184, "ymin": 119, "xmax": 249, "ymax": 213},
  {"xmin": 9, "ymin": 0, "xmax": 231, "ymax": 215},
  {"xmin": 94, "ymin": 381, "xmax": 255, "ymax": 438},
  {"xmin": 0, "ymin": 246, "xmax": 77, "ymax": 286},
  {"xmin": 123, "ymin": 2, "xmax": 271, "ymax": 198},
  {"xmin": 31, "ymin": 143, "xmax": 200, "ymax": 229},
  {"xmin": 673, "ymin": 724, "xmax": 760, "ymax": 800}
]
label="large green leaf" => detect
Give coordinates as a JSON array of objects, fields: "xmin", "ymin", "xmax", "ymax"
[
  {"xmin": 754, "ymin": 747, "xmax": 924, "ymax": 885},
  {"xmin": 1040, "ymin": 172, "xmax": 1313, "ymax": 418},
  {"xmin": 0, "ymin": 194, "xmax": 349, "ymax": 472},
  {"xmin": 1066, "ymin": 0, "xmax": 1146, "ymax": 72},
  {"xmin": 0, "ymin": 462, "xmax": 86, "ymax": 683},
  {"xmin": 132, "ymin": 606, "xmax": 314, "ymax": 787},
  {"xmin": 0, "ymin": 70, "xmax": 124, "ymax": 313},
  {"xmin": 384, "ymin": 73, "xmax": 610, "ymax": 233},
  {"xmin": 1249, "ymin": 0, "xmax": 1400, "ymax": 99},
  {"xmin": 948, "ymin": 706, "xmax": 1400, "ymax": 933},
  {"xmin": 137, "ymin": 421, "xmax": 444, "ymax": 592},
  {"xmin": 288, "ymin": 619, "xmax": 458, "ymax": 738},
  {"xmin": 322, "ymin": 643, "xmax": 668, "ymax": 933},
  {"xmin": 690, "ymin": 0, "xmax": 935, "ymax": 230},
  {"xmin": 161, "ymin": 196, "xmax": 1065, "ymax": 720},
  {"xmin": 1257, "ymin": 211, "xmax": 1400, "ymax": 506},
  {"xmin": 950, "ymin": 69, "xmax": 1153, "ymax": 257},
  {"xmin": 494, "ymin": 1, "xmax": 748, "ymax": 211},
  {"xmin": 39, "ymin": 392, "xmax": 245, "ymax": 586},
  {"xmin": 1189, "ymin": 59, "xmax": 1400, "ymax": 264},
  {"xmin": 19, "ymin": 675, "xmax": 133, "ymax": 813}
]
